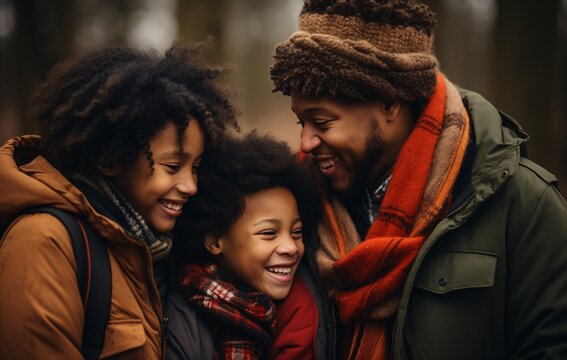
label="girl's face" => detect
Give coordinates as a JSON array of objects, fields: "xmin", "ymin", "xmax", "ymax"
[
  {"xmin": 208, "ymin": 187, "xmax": 305, "ymax": 300},
  {"xmin": 111, "ymin": 120, "xmax": 205, "ymax": 233}
]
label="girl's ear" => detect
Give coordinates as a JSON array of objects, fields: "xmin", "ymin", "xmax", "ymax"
[
  {"xmin": 98, "ymin": 163, "xmax": 119, "ymax": 177},
  {"xmin": 204, "ymin": 235, "xmax": 223, "ymax": 255}
]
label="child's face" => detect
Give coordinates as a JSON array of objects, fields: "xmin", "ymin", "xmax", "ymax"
[
  {"xmin": 112, "ymin": 120, "xmax": 205, "ymax": 233},
  {"xmin": 210, "ymin": 187, "xmax": 305, "ymax": 300}
]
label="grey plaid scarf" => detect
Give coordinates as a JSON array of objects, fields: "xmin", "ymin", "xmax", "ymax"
[
  {"xmin": 98, "ymin": 178, "xmax": 173, "ymax": 262},
  {"xmin": 74, "ymin": 173, "xmax": 173, "ymax": 262}
]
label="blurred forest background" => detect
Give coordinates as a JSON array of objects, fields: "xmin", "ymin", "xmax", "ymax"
[{"xmin": 0, "ymin": 0, "xmax": 566, "ymax": 196}]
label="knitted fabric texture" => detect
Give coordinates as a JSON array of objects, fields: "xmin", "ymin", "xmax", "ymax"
[
  {"xmin": 179, "ymin": 263, "xmax": 276, "ymax": 360},
  {"xmin": 271, "ymin": 0, "xmax": 438, "ymax": 103},
  {"xmin": 74, "ymin": 173, "xmax": 173, "ymax": 262},
  {"xmin": 316, "ymin": 71, "xmax": 470, "ymax": 359}
]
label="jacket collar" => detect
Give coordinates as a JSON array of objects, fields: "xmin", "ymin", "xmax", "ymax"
[{"xmin": 458, "ymin": 89, "xmax": 528, "ymax": 204}]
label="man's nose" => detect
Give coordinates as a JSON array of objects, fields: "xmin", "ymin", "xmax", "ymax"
[{"xmin": 300, "ymin": 125, "xmax": 321, "ymax": 153}]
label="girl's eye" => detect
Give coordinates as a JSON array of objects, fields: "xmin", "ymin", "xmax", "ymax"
[
  {"xmin": 192, "ymin": 163, "xmax": 200, "ymax": 174},
  {"xmin": 164, "ymin": 163, "xmax": 180, "ymax": 172},
  {"xmin": 257, "ymin": 230, "xmax": 277, "ymax": 239}
]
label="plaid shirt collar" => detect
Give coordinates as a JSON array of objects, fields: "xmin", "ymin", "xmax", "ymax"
[{"xmin": 365, "ymin": 175, "xmax": 392, "ymax": 223}]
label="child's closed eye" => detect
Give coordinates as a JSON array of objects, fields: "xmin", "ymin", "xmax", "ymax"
[
  {"xmin": 256, "ymin": 229, "xmax": 278, "ymax": 239},
  {"xmin": 291, "ymin": 227, "xmax": 303, "ymax": 240},
  {"xmin": 163, "ymin": 163, "xmax": 180, "ymax": 172}
]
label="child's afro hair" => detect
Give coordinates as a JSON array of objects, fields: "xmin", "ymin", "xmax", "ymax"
[
  {"xmin": 173, "ymin": 131, "xmax": 321, "ymax": 264},
  {"xmin": 29, "ymin": 41, "xmax": 239, "ymax": 175}
]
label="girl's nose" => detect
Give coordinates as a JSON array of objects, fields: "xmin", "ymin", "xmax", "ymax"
[
  {"xmin": 176, "ymin": 172, "xmax": 198, "ymax": 197},
  {"xmin": 276, "ymin": 235, "xmax": 300, "ymax": 256}
]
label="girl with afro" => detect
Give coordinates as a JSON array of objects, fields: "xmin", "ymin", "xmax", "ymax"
[
  {"xmin": 167, "ymin": 132, "xmax": 329, "ymax": 359},
  {"xmin": 0, "ymin": 43, "xmax": 238, "ymax": 359}
]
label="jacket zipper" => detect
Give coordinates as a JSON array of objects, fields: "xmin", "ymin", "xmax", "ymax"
[
  {"xmin": 330, "ymin": 304, "xmax": 337, "ymax": 360},
  {"xmin": 391, "ymin": 319, "xmax": 397, "ymax": 358},
  {"xmin": 446, "ymin": 192, "xmax": 475, "ymax": 218}
]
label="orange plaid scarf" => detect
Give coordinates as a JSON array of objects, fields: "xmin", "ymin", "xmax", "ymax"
[{"xmin": 316, "ymin": 72, "xmax": 470, "ymax": 359}]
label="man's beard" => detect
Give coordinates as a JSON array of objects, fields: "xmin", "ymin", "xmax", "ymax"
[{"xmin": 337, "ymin": 119, "xmax": 384, "ymax": 202}]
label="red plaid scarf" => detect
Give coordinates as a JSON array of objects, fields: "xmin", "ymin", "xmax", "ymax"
[
  {"xmin": 179, "ymin": 263, "xmax": 276, "ymax": 360},
  {"xmin": 316, "ymin": 72, "xmax": 470, "ymax": 359}
]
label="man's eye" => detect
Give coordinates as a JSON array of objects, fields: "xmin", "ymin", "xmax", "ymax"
[
  {"xmin": 314, "ymin": 120, "xmax": 332, "ymax": 129},
  {"xmin": 296, "ymin": 119, "xmax": 305, "ymax": 128}
]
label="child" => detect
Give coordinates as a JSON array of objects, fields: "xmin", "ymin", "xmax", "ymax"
[
  {"xmin": 167, "ymin": 132, "xmax": 326, "ymax": 359},
  {"xmin": 0, "ymin": 43, "xmax": 238, "ymax": 359}
]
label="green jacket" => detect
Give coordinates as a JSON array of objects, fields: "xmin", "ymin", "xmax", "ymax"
[{"xmin": 390, "ymin": 90, "xmax": 567, "ymax": 359}]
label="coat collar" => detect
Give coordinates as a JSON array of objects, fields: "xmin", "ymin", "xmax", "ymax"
[{"xmin": 459, "ymin": 89, "xmax": 528, "ymax": 203}]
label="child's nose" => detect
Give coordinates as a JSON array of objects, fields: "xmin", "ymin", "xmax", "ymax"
[
  {"xmin": 176, "ymin": 173, "xmax": 197, "ymax": 196},
  {"xmin": 277, "ymin": 236, "xmax": 299, "ymax": 256}
]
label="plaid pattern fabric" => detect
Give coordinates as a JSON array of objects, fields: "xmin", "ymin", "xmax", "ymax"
[
  {"xmin": 316, "ymin": 71, "xmax": 471, "ymax": 359},
  {"xmin": 179, "ymin": 263, "xmax": 276, "ymax": 359},
  {"xmin": 71, "ymin": 174, "xmax": 173, "ymax": 262},
  {"xmin": 365, "ymin": 175, "xmax": 392, "ymax": 223}
]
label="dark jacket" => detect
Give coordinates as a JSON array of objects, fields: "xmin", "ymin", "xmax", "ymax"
[
  {"xmin": 166, "ymin": 290, "xmax": 214, "ymax": 360},
  {"xmin": 387, "ymin": 90, "xmax": 567, "ymax": 359}
]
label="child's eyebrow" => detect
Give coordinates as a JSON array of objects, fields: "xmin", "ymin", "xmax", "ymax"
[
  {"xmin": 291, "ymin": 217, "xmax": 302, "ymax": 225},
  {"xmin": 157, "ymin": 150, "xmax": 190, "ymax": 159},
  {"xmin": 253, "ymin": 219, "xmax": 281, "ymax": 226}
]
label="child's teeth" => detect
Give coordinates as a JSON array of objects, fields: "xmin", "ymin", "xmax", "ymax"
[
  {"xmin": 160, "ymin": 201, "xmax": 182, "ymax": 211},
  {"xmin": 267, "ymin": 267, "xmax": 292, "ymax": 275}
]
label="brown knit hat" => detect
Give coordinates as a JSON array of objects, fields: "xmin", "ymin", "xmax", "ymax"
[{"xmin": 270, "ymin": 0, "xmax": 439, "ymax": 103}]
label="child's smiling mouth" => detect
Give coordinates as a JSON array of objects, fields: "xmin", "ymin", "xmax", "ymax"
[{"xmin": 158, "ymin": 199, "xmax": 185, "ymax": 216}]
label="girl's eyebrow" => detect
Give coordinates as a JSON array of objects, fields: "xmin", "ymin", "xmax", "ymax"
[
  {"xmin": 253, "ymin": 219, "xmax": 281, "ymax": 227},
  {"xmin": 157, "ymin": 150, "xmax": 191, "ymax": 159}
]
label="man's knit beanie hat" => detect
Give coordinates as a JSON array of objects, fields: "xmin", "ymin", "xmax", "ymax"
[{"xmin": 270, "ymin": 0, "xmax": 439, "ymax": 103}]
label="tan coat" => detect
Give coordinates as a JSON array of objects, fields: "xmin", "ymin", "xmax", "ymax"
[{"xmin": 0, "ymin": 136, "xmax": 164, "ymax": 359}]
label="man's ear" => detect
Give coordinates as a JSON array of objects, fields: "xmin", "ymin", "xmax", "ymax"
[
  {"xmin": 204, "ymin": 235, "xmax": 223, "ymax": 255},
  {"xmin": 383, "ymin": 101, "xmax": 401, "ymax": 123}
]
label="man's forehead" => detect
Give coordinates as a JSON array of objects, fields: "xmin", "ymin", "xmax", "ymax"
[
  {"xmin": 291, "ymin": 91, "xmax": 339, "ymax": 109},
  {"xmin": 291, "ymin": 91, "xmax": 383, "ymax": 113}
]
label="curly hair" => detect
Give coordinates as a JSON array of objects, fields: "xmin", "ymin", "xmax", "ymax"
[
  {"xmin": 301, "ymin": 0, "xmax": 436, "ymax": 35},
  {"xmin": 173, "ymin": 132, "xmax": 321, "ymax": 264},
  {"xmin": 29, "ymin": 42, "xmax": 239, "ymax": 175}
]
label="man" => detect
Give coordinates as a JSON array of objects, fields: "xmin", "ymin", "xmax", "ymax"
[{"xmin": 270, "ymin": 0, "xmax": 567, "ymax": 359}]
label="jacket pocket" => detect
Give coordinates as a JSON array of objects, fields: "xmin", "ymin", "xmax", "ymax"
[
  {"xmin": 413, "ymin": 250, "xmax": 497, "ymax": 294},
  {"xmin": 100, "ymin": 319, "xmax": 146, "ymax": 358}
]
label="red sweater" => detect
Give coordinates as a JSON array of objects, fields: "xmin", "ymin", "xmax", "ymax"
[{"xmin": 269, "ymin": 276, "xmax": 319, "ymax": 359}]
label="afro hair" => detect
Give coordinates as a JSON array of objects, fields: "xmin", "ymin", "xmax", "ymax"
[
  {"xmin": 173, "ymin": 132, "xmax": 321, "ymax": 265},
  {"xmin": 29, "ymin": 42, "xmax": 239, "ymax": 176}
]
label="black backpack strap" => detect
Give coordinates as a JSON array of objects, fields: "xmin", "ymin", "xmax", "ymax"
[{"xmin": 24, "ymin": 207, "xmax": 111, "ymax": 360}]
